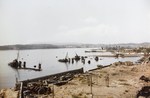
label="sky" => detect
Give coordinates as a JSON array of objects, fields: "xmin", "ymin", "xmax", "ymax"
[{"xmin": 0, "ymin": 0, "xmax": 150, "ymax": 45}]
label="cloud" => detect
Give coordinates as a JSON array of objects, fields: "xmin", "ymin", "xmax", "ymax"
[
  {"xmin": 58, "ymin": 25, "xmax": 69, "ymax": 31},
  {"xmin": 84, "ymin": 17, "xmax": 98, "ymax": 24},
  {"xmin": 54, "ymin": 23, "xmax": 150, "ymax": 44},
  {"xmin": 53, "ymin": 24, "xmax": 120, "ymax": 44},
  {"xmin": 0, "ymin": 0, "xmax": 150, "ymax": 45}
]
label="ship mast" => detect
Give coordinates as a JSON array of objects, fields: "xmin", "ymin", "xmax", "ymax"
[
  {"xmin": 65, "ymin": 52, "xmax": 68, "ymax": 59},
  {"xmin": 17, "ymin": 50, "xmax": 19, "ymax": 60}
]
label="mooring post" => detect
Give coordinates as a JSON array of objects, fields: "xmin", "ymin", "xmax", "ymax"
[
  {"xmin": 23, "ymin": 61, "xmax": 26, "ymax": 68},
  {"xmin": 89, "ymin": 73, "xmax": 93, "ymax": 98},
  {"xmin": 91, "ymin": 74, "xmax": 93, "ymax": 98},
  {"xmin": 38, "ymin": 63, "xmax": 41, "ymax": 70},
  {"xmin": 19, "ymin": 82, "xmax": 23, "ymax": 98},
  {"xmin": 53, "ymin": 84, "xmax": 54, "ymax": 98},
  {"xmin": 105, "ymin": 73, "xmax": 109, "ymax": 87}
]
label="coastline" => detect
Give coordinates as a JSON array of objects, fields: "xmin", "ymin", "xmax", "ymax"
[{"xmin": 1, "ymin": 56, "xmax": 150, "ymax": 98}]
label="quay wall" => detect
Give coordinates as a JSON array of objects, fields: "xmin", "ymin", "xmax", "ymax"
[{"xmin": 21, "ymin": 68, "xmax": 84, "ymax": 83}]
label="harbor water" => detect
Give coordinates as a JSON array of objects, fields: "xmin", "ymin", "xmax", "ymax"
[{"xmin": 0, "ymin": 48, "xmax": 141, "ymax": 89}]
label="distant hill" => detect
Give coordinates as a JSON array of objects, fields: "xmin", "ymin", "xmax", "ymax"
[
  {"xmin": 0, "ymin": 44, "xmax": 62, "ymax": 50},
  {"xmin": 116, "ymin": 42, "xmax": 150, "ymax": 48},
  {"xmin": 0, "ymin": 42, "xmax": 150, "ymax": 50}
]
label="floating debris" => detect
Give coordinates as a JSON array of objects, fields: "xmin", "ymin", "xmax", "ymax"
[
  {"xmin": 95, "ymin": 56, "xmax": 99, "ymax": 61},
  {"xmin": 88, "ymin": 60, "xmax": 91, "ymax": 64},
  {"xmin": 72, "ymin": 58, "xmax": 74, "ymax": 64}
]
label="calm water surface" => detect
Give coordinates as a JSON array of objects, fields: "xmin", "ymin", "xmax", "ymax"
[{"xmin": 0, "ymin": 48, "xmax": 141, "ymax": 89}]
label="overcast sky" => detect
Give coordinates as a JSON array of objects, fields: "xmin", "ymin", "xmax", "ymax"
[{"xmin": 0, "ymin": 0, "xmax": 150, "ymax": 45}]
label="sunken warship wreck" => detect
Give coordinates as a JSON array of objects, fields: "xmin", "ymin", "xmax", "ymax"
[
  {"xmin": 58, "ymin": 53, "xmax": 81, "ymax": 63},
  {"xmin": 8, "ymin": 50, "xmax": 21, "ymax": 69},
  {"xmin": 8, "ymin": 59, "xmax": 42, "ymax": 71},
  {"xmin": 8, "ymin": 51, "xmax": 42, "ymax": 71},
  {"xmin": 8, "ymin": 59, "xmax": 20, "ymax": 69}
]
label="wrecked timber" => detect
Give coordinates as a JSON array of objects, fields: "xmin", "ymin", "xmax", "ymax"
[{"xmin": 18, "ymin": 68, "xmax": 83, "ymax": 98}]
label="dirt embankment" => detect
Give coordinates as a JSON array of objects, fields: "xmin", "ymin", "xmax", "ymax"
[{"xmin": 34, "ymin": 61, "xmax": 150, "ymax": 98}]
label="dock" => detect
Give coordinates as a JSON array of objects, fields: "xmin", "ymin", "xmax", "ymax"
[
  {"xmin": 92, "ymin": 54, "xmax": 142, "ymax": 57},
  {"xmin": 21, "ymin": 67, "xmax": 83, "ymax": 83}
]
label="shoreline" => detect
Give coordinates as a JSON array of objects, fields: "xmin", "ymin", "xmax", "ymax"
[
  {"xmin": 90, "ymin": 53, "xmax": 143, "ymax": 57},
  {"xmin": 1, "ymin": 56, "xmax": 150, "ymax": 98}
]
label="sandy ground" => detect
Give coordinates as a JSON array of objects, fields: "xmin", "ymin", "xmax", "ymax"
[
  {"xmin": 35, "ymin": 62, "xmax": 150, "ymax": 98},
  {"xmin": 0, "ymin": 88, "xmax": 18, "ymax": 98},
  {"xmin": 1, "ymin": 61, "xmax": 150, "ymax": 98}
]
